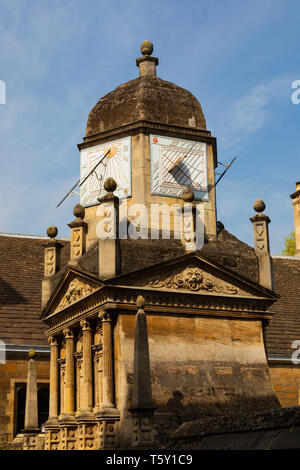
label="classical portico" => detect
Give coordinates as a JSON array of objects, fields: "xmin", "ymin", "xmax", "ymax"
[{"xmin": 40, "ymin": 221, "xmax": 280, "ymax": 450}]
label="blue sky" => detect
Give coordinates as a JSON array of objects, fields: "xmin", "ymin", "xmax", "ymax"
[{"xmin": 0, "ymin": 0, "xmax": 299, "ymax": 254}]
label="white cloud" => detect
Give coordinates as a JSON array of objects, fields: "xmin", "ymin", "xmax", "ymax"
[{"xmin": 215, "ymin": 74, "xmax": 295, "ymax": 149}]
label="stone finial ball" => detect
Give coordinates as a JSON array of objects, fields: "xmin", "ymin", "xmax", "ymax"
[
  {"xmin": 73, "ymin": 203, "xmax": 85, "ymax": 219},
  {"xmin": 182, "ymin": 188, "xmax": 195, "ymax": 203},
  {"xmin": 47, "ymin": 225, "xmax": 58, "ymax": 239},
  {"xmin": 140, "ymin": 40, "xmax": 153, "ymax": 56},
  {"xmin": 104, "ymin": 177, "xmax": 117, "ymax": 193},
  {"xmin": 28, "ymin": 348, "xmax": 35, "ymax": 359},
  {"xmin": 253, "ymin": 198, "xmax": 266, "ymax": 213},
  {"xmin": 136, "ymin": 295, "xmax": 146, "ymax": 309}
]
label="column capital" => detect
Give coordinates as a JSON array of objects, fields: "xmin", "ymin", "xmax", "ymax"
[
  {"xmin": 48, "ymin": 336, "xmax": 59, "ymax": 346},
  {"xmin": 98, "ymin": 310, "xmax": 112, "ymax": 322},
  {"xmin": 63, "ymin": 328, "xmax": 74, "ymax": 339},
  {"xmin": 80, "ymin": 319, "xmax": 92, "ymax": 331}
]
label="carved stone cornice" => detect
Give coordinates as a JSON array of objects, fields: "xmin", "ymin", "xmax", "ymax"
[
  {"xmin": 44, "ymin": 283, "xmax": 275, "ymax": 338},
  {"xmin": 78, "ymin": 120, "xmax": 216, "ymax": 168}
]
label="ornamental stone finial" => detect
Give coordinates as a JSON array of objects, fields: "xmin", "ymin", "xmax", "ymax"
[
  {"xmin": 104, "ymin": 177, "xmax": 117, "ymax": 193},
  {"xmin": 136, "ymin": 40, "xmax": 158, "ymax": 78},
  {"xmin": 28, "ymin": 348, "xmax": 35, "ymax": 359},
  {"xmin": 182, "ymin": 188, "xmax": 195, "ymax": 203},
  {"xmin": 253, "ymin": 198, "xmax": 266, "ymax": 213},
  {"xmin": 140, "ymin": 40, "xmax": 153, "ymax": 56},
  {"xmin": 97, "ymin": 177, "xmax": 119, "ymax": 206},
  {"xmin": 136, "ymin": 295, "xmax": 146, "ymax": 309},
  {"xmin": 73, "ymin": 203, "xmax": 85, "ymax": 220},
  {"xmin": 47, "ymin": 225, "xmax": 58, "ymax": 239}
]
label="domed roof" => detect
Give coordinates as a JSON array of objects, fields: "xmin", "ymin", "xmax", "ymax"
[{"xmin": 85, "ymin": 43, "xmax": 206, "ymax": 137}]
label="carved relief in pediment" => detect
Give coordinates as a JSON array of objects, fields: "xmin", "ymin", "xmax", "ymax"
[
  {"xmin": 148, "ymin": 266, "xmax": 240, "ymax": 295},
  {"xmin": 55, "ymin": 277, "xmax": 98, "ymax": 312}
]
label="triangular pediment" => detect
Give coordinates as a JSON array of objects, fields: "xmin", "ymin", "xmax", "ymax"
[
  {"xmin": 109, "ymin": 253, "xmax": 278, "ymax": 300},
  {"xmin": 41, "ymin": 267, "xmax": 103, "ymax": 320}
]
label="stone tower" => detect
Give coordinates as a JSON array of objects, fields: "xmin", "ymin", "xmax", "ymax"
[{"xmin": 78, "ymin": 40, "xmax": 217, "ymax": 250}]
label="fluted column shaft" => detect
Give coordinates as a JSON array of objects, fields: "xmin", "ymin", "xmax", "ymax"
[
  {"xmin": 80, "ymin": 319, "xmax": 93, "ymax": 412},
  {"xmin": 63, "ymin": 328, "xmax": 75, "ymax": 414},
  {"xmin": 48, "ymin": 336, "xmax": 59, "ymax": 420},
  {"xmin": 101, "ymin": 311, "xmax": 114, "ymax": 408}
]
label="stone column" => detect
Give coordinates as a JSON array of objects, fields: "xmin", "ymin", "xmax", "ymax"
[
  {"xmin": 63, "ymin": 328, "xmax": 75, "ymax": 416},
  {"xmin": 92, "ymin": 344, "xmax": 102, "ymax": 412},
  {"xmin": 80, "ymin": 319, "xmax": 93, "ymax": 415},
  {"xmin": 48, "ymin": 336, "xmax": 59, "ymax": 422},
  {"xmin": 75, "ymin": 352, "xmax": 82, "ymax": 413},
  {"xmin": 250, "ymin": 199, "xmax": 274, "ymax": 290},
  {"xmin": 44, "ymin": 338, "xmax": 61, "ymax": 450},
  {"xmin": 96, "ymin": 311, "xmax": 120, "ymax": 449},
  {"xmin": 101, "ymin": 311, "xmax": 114, "ymax": 409},
  {"xmin": 58, "ymin": 358, "xmax": 65, "ymax": 415}
]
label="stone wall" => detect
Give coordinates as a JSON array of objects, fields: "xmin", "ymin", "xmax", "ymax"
[
  {"xmin": 114, "ymin": 313, "xmax": 279, "ymax": 447},
  {"xmin": 269, "ymin": 364, "xmax": 300, "ymax": 408}
]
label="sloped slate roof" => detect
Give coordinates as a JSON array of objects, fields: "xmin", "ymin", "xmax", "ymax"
[
  {"xmin": 76, "ymin": 228, "xmax": 259, "ymax": 283},
  {"xmin": 170, "ymin": 406, "xmax": 300, "ymax": 450},
  {"xmin": 0, "ymin": 234, "xmax": 69, "ymax": 346},
  {"xmin": 265, "ymin": 256, "xmax": 300, "ymax": 356}
]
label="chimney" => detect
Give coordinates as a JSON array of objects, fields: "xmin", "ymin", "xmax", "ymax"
[
  {"xmin": 290, "ymin": 181, "xmax": 300, "ymax": 255},
  {"xmin": 250, "ymin": 199, "xmax": 274, "ymax": 290}
]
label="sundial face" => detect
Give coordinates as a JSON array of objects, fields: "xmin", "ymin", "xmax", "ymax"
[
  {"xmin": 80, "ymin": 136, "xmax": 131, "ymax": 207},
  {"xmin": 150, "ymin": 135, "xmax": 208, "ymax": 200}
]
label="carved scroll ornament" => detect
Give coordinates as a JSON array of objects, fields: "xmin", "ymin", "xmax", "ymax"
[{"xmin": 148, "ymin": 267, "xmax": 238, "ymax": 295}]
